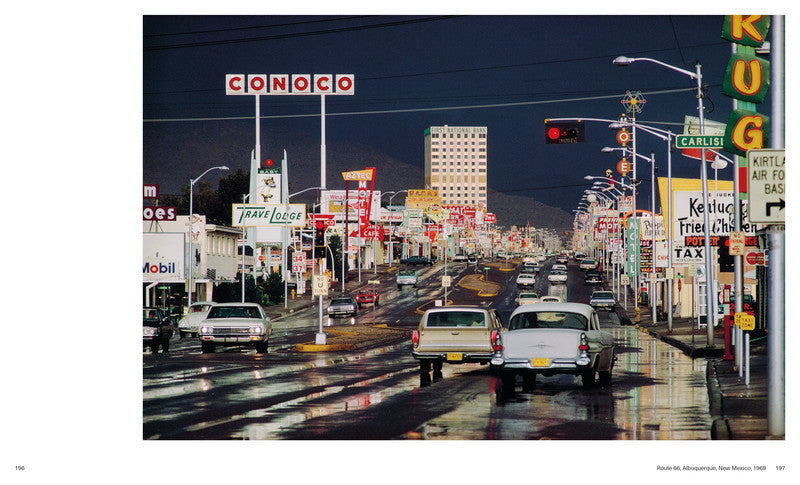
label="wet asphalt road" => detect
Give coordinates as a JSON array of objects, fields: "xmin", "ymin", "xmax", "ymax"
[{"xmin": 143, "ymin": 258, "xmax": 713, "ymax": 440}]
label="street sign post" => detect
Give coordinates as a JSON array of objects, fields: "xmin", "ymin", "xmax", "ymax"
[{"xmin": 747, "ymin": 149, "xmax": 785, "ymax": 224}]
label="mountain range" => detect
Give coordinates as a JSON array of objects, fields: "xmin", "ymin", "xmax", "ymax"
[{"xmin": 143, "ymin": 123, "xmax": 574, "ymax": 230}]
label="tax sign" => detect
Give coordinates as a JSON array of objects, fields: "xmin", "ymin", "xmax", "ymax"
[{"xmin": 747, "ymin": 149, "xmax": 785, "ymax": 224}]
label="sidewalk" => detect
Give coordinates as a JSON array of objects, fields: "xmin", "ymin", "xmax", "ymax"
[{"xmin": 616, "ymin": 293, "xmax": 776, "ymax": 440}]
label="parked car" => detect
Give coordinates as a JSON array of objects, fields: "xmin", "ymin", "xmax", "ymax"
[
  {"xmin": 547, "ymin": 269, "xmax": 567, "ymax": 284},
  {"xmin": 579, "ymin": 258, "xmax": 598, "ymax": 271},
  {"xmin": 589, "ymin": 290, "xmax": 616, "ymax": 311},
  {"xmin": 356, "ymin": 289, "xmax": 380, "ymax": 308},
  {"xmin": 491, "ymin": 302, "xmax": 615, "ymax": 392},
  {"xmin": 400, "ymin": 255, "xmax": 433, "ymax": 266},
  {"xmin": 198, "ymin": 302, "xmax": 272, "ymax": 353},
  {"xmin": 327, "ymin": 297, "xmax": 358, "ymax": 318},
  {"xmin": 515, "ymin": 292, "xmax": 540, "ymax": 306},
  {"xmin": 516, "ymin": 273, "xmax": 536, "ymax": 287},
  {"xmin": 411, "ymin": 306, "xmax": 504, "ymax": 377},
  {"xmin": 178, "ymin": 301, "xmax": 216, "ymax": 338},
  {"xmin": 143, "ymin": 307, "xmax": 173, "ymax": 353},
  {"xmin": 396, "ymin": 269, "xmax": 418, "ymax": 288},
  {"xmin": 584, "ymin": 269, "xmax": 603, "ymax": 285}
]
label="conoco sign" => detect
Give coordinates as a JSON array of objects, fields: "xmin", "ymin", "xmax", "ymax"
[{"xmin": 226, "ymin": 74, "xmax": 354, "ymax": 95}]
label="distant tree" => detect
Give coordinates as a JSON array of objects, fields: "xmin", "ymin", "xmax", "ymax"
[
  {"xmin": 213, "ymin": 273, "xmax": 268, "ymax": 306},
  {"xmin": 159, "ymin": 168, "xmax": 249, "ymax": 226}
]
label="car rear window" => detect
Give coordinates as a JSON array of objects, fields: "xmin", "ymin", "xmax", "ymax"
[
  {"xmin": 593, "ymin": 292, "xmax": 613, "ymax": 298},
  {"xmin": 331, "ymin": 298, "xmax": 353, "ymax": 304},
  {"xmin": 509, "ymin": 311, "xmax": 588, "ymax": 331},
  {"xmin": 425, "ymin": 311, "xmax": 487, "ymax": 328}
]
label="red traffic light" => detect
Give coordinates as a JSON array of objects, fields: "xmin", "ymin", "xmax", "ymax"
[{"xmin": 544, "ymin": 120, "xmax": 585, "ymax": 144}]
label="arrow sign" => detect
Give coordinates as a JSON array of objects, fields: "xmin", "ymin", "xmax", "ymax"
[
  {"xmin": 766, "ymin": 198, "xmax": 785, "ymax": 216},
  {"xmin": 747, "ymin": 149, "xmax": 785, "ymax": 224}
]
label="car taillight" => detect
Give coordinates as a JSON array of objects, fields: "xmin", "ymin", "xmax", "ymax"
[
  {"xmin": 412, "ymin": 330, "xmax": 419, "ymax": 346},
  {"xmin": 578, "ymin": 332, "xmax": 589, "ymax": 351},
  {"xmin": 491, "ymin": 330, "xmax": 503, "ymax": 351}
]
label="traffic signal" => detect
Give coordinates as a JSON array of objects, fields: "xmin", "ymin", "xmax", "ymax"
[
  {"xmin": 314, "ymin": 221, "xmax": 325, "ymax": 248},
  {"xmin": 717, "ymin": 237, "xmax": 734, "ymax": 272},
  {"xmin": 544, "ymin": 120, "xmax": 585, "ymax": 144}
]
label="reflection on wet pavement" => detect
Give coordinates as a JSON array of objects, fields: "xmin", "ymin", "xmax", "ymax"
[{"xmin": 144, "ymin": 325, "xmax": 712, "ymax": 440}]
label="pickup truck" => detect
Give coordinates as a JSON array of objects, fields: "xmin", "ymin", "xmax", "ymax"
[
  {"xmin": 396, "ymin": 269, "xmax": 418, "ymax": 288},
  {"xmin": 589, "ymin": 290, "xmax": 616, "ymax": 311},
  {"xmin": 356, "ymin": 289, "xmax": 380, "ymax": 308}
]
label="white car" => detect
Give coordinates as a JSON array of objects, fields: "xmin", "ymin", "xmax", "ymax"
[
  {"xmin": 178, "ymin": 301, "xmax": 216, "ymax": 338},
  {"xmin": 515, "ymin": 292, "xmax": 540, "ymax": 305},
  {"xmin": 579, "ymin": 258, "xmax": 598, "ymax": 271},
  {"xmin": 492, "ymin": 302, "xmax": 615, "ymax": 392},
  {"xmin": 199, "ymin": 302, "xmax": 272, "ymax": 353},
  {"xmin": 547, "ymin": 269, "xmax": 567, "ymax": 284},
  {"xmin": 516, "ymin": 273, "xmax": 536, "ymax": 287},
  {"xmin": 396, "ymin": 269, "xmax": 418, "ymax": 288},
  {"xmin": 552, "ymin": 264, "xmax": 567, "ymax": 271}
]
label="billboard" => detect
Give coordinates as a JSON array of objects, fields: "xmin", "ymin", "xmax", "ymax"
[{"xmin": 143, "ymin": 232, "xmax": 185, "ymax": 282}]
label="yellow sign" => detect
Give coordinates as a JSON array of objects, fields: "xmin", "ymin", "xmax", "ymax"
[
  {"xmin": 407, "ymin": 189, "xmax": 441, "ymax": 209},
  {"xmin": 341, "ymin": 169, "xmax": 374, "ymax": 181},
  {"xmin": 734, "ymin": 312, "xmax": 756, "ymax": 331}
]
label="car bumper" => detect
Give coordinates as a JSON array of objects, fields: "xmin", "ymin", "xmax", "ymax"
[
  {"xmin": 199, "ymin": 335, "xmax": 266, "ymax": 344},
  {"xmin": 591, "ymin": 303, "xmax": 615, "ymax": 310},
  {"xmin": 411, "ymin": 350, "xmax": 494, "ymax": 364},
  {"xmin": 328, "ymin": 309, "xmax": 356, "ymax": 317},
  {"xmin": 491, "ymin": 355, "xmax": 592, "ymax": 374}
]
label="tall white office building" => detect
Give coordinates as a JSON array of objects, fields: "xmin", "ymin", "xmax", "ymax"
[{"xmin": 424, "ymin": 125, "xmax": 488, "ymax": 206}]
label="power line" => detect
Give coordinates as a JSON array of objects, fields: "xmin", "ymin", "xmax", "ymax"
[
  {"xmin": 144, "ymin": 16, "xmax": 461, "ymax": 51},
  {"xmin": 143, "ymin": 87, "xmax": 696, "ymax": 123},
  {"xmin": 143, "ymin": 16, "xmax": 372, "ymax": 38}
]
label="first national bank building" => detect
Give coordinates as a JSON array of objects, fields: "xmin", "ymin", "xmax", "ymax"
[{"xmin": 424, "ymin": 126, "xmax": 487, "ymax": 207}]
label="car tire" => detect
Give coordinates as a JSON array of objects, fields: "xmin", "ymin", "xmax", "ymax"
[
  {"xmin": 179, "ymin": 331, "xmax": 187, "ymax": 339},
  {"xmin": 255, "ymin": 341, "xmax": 269, "ymax": 353},
  {"xmin": 522, "ymin": 373, "xmax": 537, "ymax": 391},
  {"xmin": 599, "ymin": 369, "xmax": 612, "ymax": 386},
  {"xmin": 201, "ymin": 342, "xmax": 215, "ymax": 354},
  {"xmin": 500, "ymin": 372, "xmax": 516, "ymax": 396},
  {"xmin": 150, "ymin": 342, "xmax": 159, "ymax": 353},
  {"xmin": 161, "ymin": 339, "xmax": 170, "ymax": 352},
  {"xmin": 581, "ymin": 369, "xmax": 596, "ymax": 388},
  {"xmin": 419, "ymin": 360, "xmax": 432, "ymax": 375}
]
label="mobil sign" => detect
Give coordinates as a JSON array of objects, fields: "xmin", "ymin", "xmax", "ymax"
[{"xmin": 143, "ymin": 232, "xmax": 184, "ymax": 282}]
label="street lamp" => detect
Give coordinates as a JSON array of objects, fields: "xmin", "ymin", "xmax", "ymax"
[
  {"xmin": 608, "ymin": 119, "xmax": 678, "ymax": 330},
  {"xmin": 386, "ymin": 190, "xmax": 408, "ymax": 265},
  {"xmin": 614, "ymin": 54, "xmax": 716, "ymax": 345},
  {"xmin": 188, "ymin": 165, "xmax": 229, "ymax": 308},
  {"xmin": 605, "ymin": 147, "xmax": 660, "ymax": 324}
]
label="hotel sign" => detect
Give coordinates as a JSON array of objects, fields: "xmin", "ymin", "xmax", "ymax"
[{"xmin": 232, "ymin": 204, "xmax": 306, "ymax": 227}]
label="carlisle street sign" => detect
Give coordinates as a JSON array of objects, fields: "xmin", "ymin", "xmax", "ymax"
[{"xmin": 675, "ymin": 135, "xmax": 725, "ymax": 149}]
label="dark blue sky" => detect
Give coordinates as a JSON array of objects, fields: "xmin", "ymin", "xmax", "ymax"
[{"xmin": 143, "ymin": 14, "xmax": 768, "ymax": 213}]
